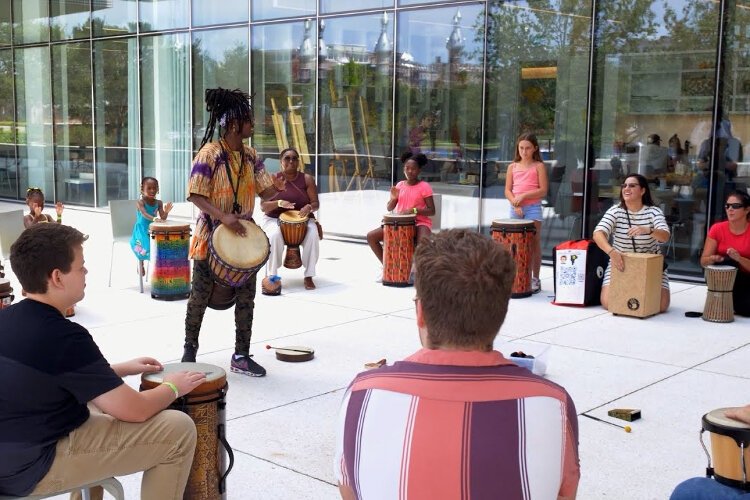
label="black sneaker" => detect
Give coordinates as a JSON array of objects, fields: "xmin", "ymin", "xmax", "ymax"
[
  {"xmin": 230, "ymin": 353, "xmax": 266, "ymax": 377},
  {"xmin": 181, "ymin": 342, "xmax": 198, "ymax": 363}
]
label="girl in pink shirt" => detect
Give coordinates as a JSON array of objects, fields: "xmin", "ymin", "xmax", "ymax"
[
  {"xmin": 504, "ymin": 133, "xmax": 549, "ymax": 293},
  {"xmin": 367, "ymin": 151, "xmax": 436, "ymax": 264}
]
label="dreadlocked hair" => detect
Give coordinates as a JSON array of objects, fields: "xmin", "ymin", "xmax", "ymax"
[{"xmin": 200, "ymin": 88, "xmax": 255, "ymax": 150}]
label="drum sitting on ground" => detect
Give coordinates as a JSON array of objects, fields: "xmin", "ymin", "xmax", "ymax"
[
  {"xmin": 208, "ymin": 220, "xmax": 269, "ymax": 288},
  {"xmin": 490, "ymin": 219, "xmax": 536, "ymax": 298},
  {"xmin": 149, "ymin": 221, "xmax": 192, "ymax": 300},
  {"xmin": 141, "ymin": 363, "xmax": 233, "ymax": 500},
  {"xmin": 382, "ymin": 213, "xmax": 416, "ymax": 287},
  {"xmin": 701, "ymin": 407, "xmax": 750, "ymax": 490},
  {"xmin": 0, "ymin": 278, "xmax": 14, "ymax": 310},
  {"xmin": 702, "ymin": 265, "xmax": 737, "ymax": 323},
  {"xmin": 278, "ymin": 210, "xmax": 308, "ymax": 269}
]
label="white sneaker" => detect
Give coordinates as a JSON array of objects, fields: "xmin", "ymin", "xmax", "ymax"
[{"xmin": 531, "ymin": 277, "xmax": 541, "ymax": 294}]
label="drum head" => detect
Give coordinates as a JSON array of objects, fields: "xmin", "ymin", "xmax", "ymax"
[
  {"xmin": 275, "ymin": 346, "xmax": 315, "ymax": 362},
  {"xmin": 279, "ymin": 210, "xmax": 308, "ymax": 223},
  {"xmin": 383, "ymin": 213, "xmax": 416, "ymax": 223},
  {"xmin": 492, "ymin": 218, "xmax": 535, "ymax": 227},
  {"xmin": 706, "ymin": 265, "xmax": 737, "ymax": 272},
  {"xmin": 211, "ymin": 220, "xmax": 269, "ymax": 268},
  {"xmin": 150, "ymin": 221, "xmax": 191, "ymax": 233},
  {"xmin": 703, "ymin": 408, "xmax": 750, "ymax": 446},
  {"xmin": 141, "ymin": 362, "xmax": 227, "ymax": 395}
]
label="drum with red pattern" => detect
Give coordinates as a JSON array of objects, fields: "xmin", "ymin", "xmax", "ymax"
[
  {"xmin": 491, "ymin": 219, "xmax": 536, "ymax": 298},
  {"xmin": 382, "ymin": 214, "xmax": 416, "ymax": 287}
]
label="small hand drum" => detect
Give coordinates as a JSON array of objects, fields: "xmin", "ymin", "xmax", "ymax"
[{"xmin": 266, "ymin": 345, "xmax": 315, "ymax": 362}]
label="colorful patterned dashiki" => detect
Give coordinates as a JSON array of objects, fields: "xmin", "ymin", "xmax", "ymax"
[{"xmin": 187, "ymin": 139, "xmax": 273, "ymax": 260}]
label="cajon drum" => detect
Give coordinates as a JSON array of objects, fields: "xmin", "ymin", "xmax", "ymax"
[{"xmin": 608, "ymin": 253, "xmax": 663, "ymax": 318}]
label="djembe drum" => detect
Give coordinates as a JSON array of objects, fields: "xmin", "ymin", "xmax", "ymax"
[
  {"xmin": 700, "ymin": 407, "xmax": 750, "ymax": 490},
  {"xmin": 150, "ymin": 221, "xmax": 192, "ymax": 300},
  {"xmin": 490, "ymin": 219, "xmax": 536, "ymax": 298},
  {"xmin": 208, "ymin": 220, "xmax": 269, "ymax": 288},
  {"xmin": 702, "ymin": 265, "xmax": 737, "ymax": 323},
  {"xmin": 278, "ymin": 210, "xmax": 308, "ymax": 269},
  {"xmin": 0, "ymin": 278, "xmax": 14, "ymax": 310},
  {"xmin": 382, "ymin": 213, "xmax": 416, "ymax": 287},
  {"xmin": 141, "ymin": 363, "xmax": 233, "ymax": 500}
]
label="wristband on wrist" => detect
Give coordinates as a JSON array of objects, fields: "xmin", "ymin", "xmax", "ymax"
[
  {"xmin": 277, "ymin": 200, "xmax": 283, "ymax": 208},
  {"xmin": 607, "ymin": 248, "xmax": 616, "ymax": 255},
  {"xmin": 412, "ymin": 207, "xmax": 418, "ymax": 215},
  {"xmin": 162, "ymin": 381, "xmax": 179, "ymax": 398},
  {"xmin": 56, "ymin": 216, "xmax": 62, "ymax": 222}
]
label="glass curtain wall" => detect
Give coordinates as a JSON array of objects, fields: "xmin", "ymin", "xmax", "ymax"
[
  {"xmin": 251, "ymin": 21, "xmax": 315, "ymax": 177},
  {"xmin": 94, "ymin": 38, "xmax": 140, "ymax": 204},
  {"xmin": 395, "ymin": 4, "xmax": 485, "ymax": 231},
  {"xmin": 252, "ymin": 0, "xmax": 315, "ymax": 22},
  {"xmin": 140, "ymin": 33, "xmax": 191, "ymax": 204},
  {"xmin": 92, "ymin": 0, "xmax": 138, "ymax": 37},
  {"xmin": 0, "ymin": 49, "xmax": 15, "ymax": 198},
  {"xmin": 192, "ymin": 27, "xmax": 250, "ymax": 153},
  {"xmin": 15, "ymin": 46, "xmax": 54, "ymax": 197},
  {"xmin": 482, "ymin": 0, "xmax": 592, "ymax": 262},
  {"xmin": 318, "ymin": 12, "xmax": 394, "ymax": 203},
  {"xmin": 590, "ymin": 0, "xmax": 720, "ymax": 276},
  {"xmin": 52, "ymin": 41, "xmax": 94, "ymax": 206},
  {"xmin": 12, "ymin": 0, "xmax": 49, "ymax": 45},
  {"xmin": 139, "ymin": 0, "xmax": 189, "ymax": 32},
  {"xmin": 50, "ymin": 1, "xmax": 91, "ymax": 41},
  {"xmin": 192, "ymin": 0, "xmax": 249, "ymax": 27}
]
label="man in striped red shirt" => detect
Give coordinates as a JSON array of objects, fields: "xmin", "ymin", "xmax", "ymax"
[{"xmin": 335, "ymin": 229, "xmax": 579, "ymax": 500}]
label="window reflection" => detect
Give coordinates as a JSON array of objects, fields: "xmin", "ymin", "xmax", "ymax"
[
  {"xmin": 396, "ymin": 5, "xmax": 485, "ymax": 231},
  {"xmin": 482, "ymin": 0, "xmax": 592, "ymax": 261},
  {"xmin": 591, "ymin": 0, "xmax": 720, "ymax": 277},
  {"xmin": 192, "ymin": 27, "xmax": 249, "ymax": 152},
  {"xmin": 50, "ymin": 1, "xmax": 90, "ymax": 41},
  {"xmin": 0, "ymin": 3, "xmax": 12, "ymax": 47},
  {"xmin": 139, "ymin": 0, "xmax": 188, "ymax": 32},
  {"xmin": 0, "ymin": 49, "xmax": 15, "ymax": 198},
  {"xmin": 319, "ymin": 13, "xmax": 394, "ymax": 194},
  {"xmin": 251, "ymin": 21, "xmax": 316, "ymax": 174},
  {"xmin": 193, "ymin": 0, "xmax": 248, "ymax": 26},
  {"xmin": 140, "ymin": 33, "xmax": 191, "ymax": 204},
  {"xmin": 53, "ymin": 42, "xmax": 94, "ymax": 206},
  {"xmin": 251, "ymin": 0, "xmax": 315, "ymax": 22},
  {"xmin": 321, "ymin": 0, "xmax": 394, "ymax": 14},
  {"xmin": 15, "ymin": 46, "xmax": 54, "ymax": 198},
  {"xmin": 12, "ymin": 0, "xmax": 49, "ymax": 45},
  {"xmin": 93, "ymin": 0, "xmax": 137, "ymax": 37},
  {"xmin": 94, "ymin": 39, "xmax": 140, "ymax": 207}
]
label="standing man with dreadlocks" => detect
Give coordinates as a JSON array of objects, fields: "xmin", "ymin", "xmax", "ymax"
[{"xmin": 181, "ymin": 88, "xmax": 283, "ymax": 377}]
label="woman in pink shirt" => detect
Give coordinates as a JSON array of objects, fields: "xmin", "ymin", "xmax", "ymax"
[
  {"xmin": 367, "ymin": 151, "xmax": 436, "ymax": 264},
  {"xmin": 504, "ymin": 133, "xmax": 549, "ymax": 294},
  {"xmin": 700, "ymin": 190, "xmax": 750, "ymax": 316}
]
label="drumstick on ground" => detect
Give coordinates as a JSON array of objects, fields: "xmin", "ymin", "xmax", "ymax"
[
  {"xmin": 265, "ymin": 345, "xmax": 313, "ymax": 354},
  {"xmin": 581, "ymin": 413, "xmax": 632, "ymax": 433}
]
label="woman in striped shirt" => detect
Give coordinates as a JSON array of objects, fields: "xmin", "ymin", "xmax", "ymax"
[{"xmin": 593, "ymin": 173, "xmax": 671, "ymax": 312}]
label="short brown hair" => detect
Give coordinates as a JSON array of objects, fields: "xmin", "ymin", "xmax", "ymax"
[
  {"xmin": 414, "ymin": 229, "xmax": 515, "ymax": 349},
  {"xmin": 10, "ymin": 224, "xmax": 87, "ymax": 294}
]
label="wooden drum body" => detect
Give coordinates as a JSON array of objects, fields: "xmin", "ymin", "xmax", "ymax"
[
  {"xmin": 150, "ymin": 222, "xmax": 192, "ymax": 301},
  {"xmin": 703, "ymin": 265, "xmax": 737, "ymax": 323},
  {"xmin": 141, "ymin": 363, "xmax": 233, "ymax": 500},
  {"xmin": 701, "ymin": 408, "xmax": 750, "ymax": 490},
  {"xmin": 0, "ymin": 278, "xmax": 14, "ymax": 310},
  {"xmin": 608, "ymin": 253, "xmax": 663, "ymax": 318},
  {"xmin": 278, "ymin": 210, "xmax": 308, "ymax": 269},
  {"xmin": 208, "ymin": 220, "xmax": 270, "ymax": 288},
  {"xmin": 490, "ymin": 219, "xmax": 536, "ymax": 298},
  {"xmin": 382, "ymin": 213, "xmax": 416, "ymax": 287}
]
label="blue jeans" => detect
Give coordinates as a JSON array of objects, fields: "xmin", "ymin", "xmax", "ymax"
[
  {"xmin": 508, "ymin": 202, "xmax": 543, "ymax": 221},
  {"xmin": 670, "ymin": 478, "xmax": 750, "ymax": 499}
]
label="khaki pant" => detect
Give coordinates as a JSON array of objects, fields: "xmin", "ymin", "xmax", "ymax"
[{"xmin": 30, "ymin": 408, "xmax": 196, "ymax": 500}]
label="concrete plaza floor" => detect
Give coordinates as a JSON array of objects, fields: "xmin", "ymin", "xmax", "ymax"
[{"xmin": 2, "ymin": 201, "xmax": 749, "ymax": 499}]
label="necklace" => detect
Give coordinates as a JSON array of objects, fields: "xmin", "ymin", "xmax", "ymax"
[{"xmin": 219, "ymin": 138, "xmax": 245, "ymax": 214}]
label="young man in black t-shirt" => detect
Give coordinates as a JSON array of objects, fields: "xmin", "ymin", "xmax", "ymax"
[{"xmin": 0, "ymin": 224, "xmax": 207, "ymax": 499}]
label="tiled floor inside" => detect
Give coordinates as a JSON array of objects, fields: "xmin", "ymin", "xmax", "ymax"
[{"xmin": 1, "ymin": 201, "xmax": 749, "ymax": 499}]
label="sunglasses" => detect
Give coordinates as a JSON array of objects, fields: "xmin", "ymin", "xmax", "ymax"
[
  {"xmin": 282, "ymin": 156, "xmax": 300, "ymax": 162},
  {"xmin": 621, "ymin": 183, "xmax": 641, "ymax": 189},
  {"xmin": 725, "ymin": 203, "xmax": 745, "ymax": 210},
  {"xmin": 26, "ymin": 186, "xmax": 42, "ymax": 193}
]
